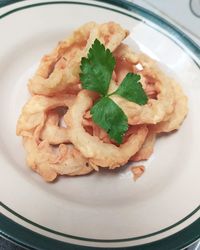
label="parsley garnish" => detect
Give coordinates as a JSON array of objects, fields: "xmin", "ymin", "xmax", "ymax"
[{"xmin": 80, "ymin": 39, "xmax": 148, "ymax": 144}]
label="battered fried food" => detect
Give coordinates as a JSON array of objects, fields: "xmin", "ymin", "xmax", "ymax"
[
  {"xmin": 131, "ymin": 165, "xmax": 145, "ymax": 181},
  {"xmin": 29, "ymin": 22, "xmax": 128, "ymax": 96},
  {"xmin": 111, "ymin": 44, "xmax": 175, "ymax": 125},
  {"xmin": 151, "ymin": 81, "xmax": 188, "ymax": 133},
  {"xmin": 130, "ymin": 130, "xmax": 156, "ymax": 162},
  {"xmin": 65, "ymin": 90, "xmax": 148, "ymax": 169},
  {"xmin": 40, "ymin": 111, "xmax": 69, "ymax": 145},
  {"xmin": 16, "ymin": 22, "xmax": 188, "ymax": 182},
  {"xmin": 23, "ymin": 137, "xmax": 93, "ymax": 182},
  {"xmin": 16, "ymin": 94, "xmax": 75, "ymax": 138}
]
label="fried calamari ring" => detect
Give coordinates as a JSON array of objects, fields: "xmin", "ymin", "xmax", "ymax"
[
  {"xmin": 16, "ymin": 94, "xmax": 75, "ymax": 138},
  {"xmin": 18, "ymin": 94, "xmax": 93, "ymax": 181},
  {"xmin": 29, "ymin": 22, "xmax": 129, "ymax": 96},
  {"xmin": 111, "ymin": 44, "xmax": 175, "ymax": 125},
  {"xmin": 151, "ymin": 81, "xmax": 188, "ymax": 133},
  {"xmin": 82, "ymin": 118, "xmax": 112, "ymax": 144},
  {"xmin": 40, "ymin": 111, "xmax": 69, "ymax": 145},
  {"xmin": 65, "ymin": 90, "xmax": 148, "ymax": 169},
  {"xmin": 23, "ymin": 137, "xmax": 93, "ymax": 182},
  {"xmin": 129, "ymin": 130, "xmax": 156, "ymax": 162}
]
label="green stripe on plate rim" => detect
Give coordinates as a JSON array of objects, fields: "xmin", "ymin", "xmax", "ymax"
[
  {"xmin": 0, "ymin": 0, "xmax": 199, "ymax": 249},
  {"xmin": 1, "ymin": 212, "xmax": 200, "ymax": 250},
  {"xmin": 1, "ymin": 202, "xmax": 199, "ymax": 243}
]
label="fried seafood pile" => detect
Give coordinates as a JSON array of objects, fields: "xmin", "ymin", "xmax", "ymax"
[{"xmin": 16, "ymin": 22, "xmax": 188, "ymax": 182}]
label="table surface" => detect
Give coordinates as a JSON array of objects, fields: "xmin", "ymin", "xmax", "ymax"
[
  {"xmin": 0, "ymin": 237, "xmax": 26, "ymax": 250},
  {"xmin": 133, "ymin": 0, "xmax": 200, "ymax": 42},
  {"xmin": 1, "ymin": 236, "xmax": 200, "ymax": 250}
]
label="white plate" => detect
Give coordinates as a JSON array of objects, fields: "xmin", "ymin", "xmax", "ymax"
[{"xmin": 0, "ymin": 0, "xmax": 199, "ymax": 249}]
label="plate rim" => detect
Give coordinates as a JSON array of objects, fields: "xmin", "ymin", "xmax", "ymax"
[
  {"xmin": 0, "ymin": 0, "xmax": 199, "ymax": 249},
  {"xmin": 1, "ymin": 212, "xmax": 200, "ymax": 250}
]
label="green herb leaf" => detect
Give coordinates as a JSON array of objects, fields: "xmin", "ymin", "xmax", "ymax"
[
  {"xmin": 91, "ymin": 97, "xmax": 128, "ymax": 144},
  {"xmin": 111, "ymin": 73, "xmax": 148, "ymax": 105},
  {"xmin": 80, "ymin": 39, "xmax": 115, "ymax": 96},
  {"xmin": 80, "ymin": 39, "xmax": 148, "ymax": 144}
]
